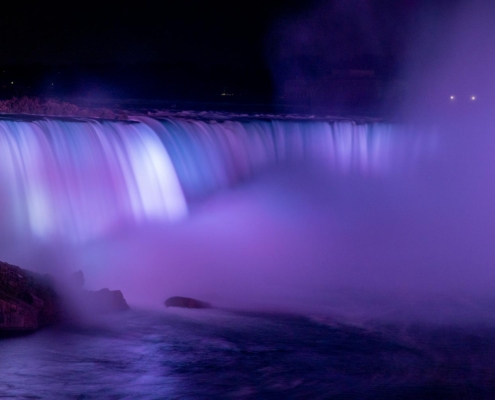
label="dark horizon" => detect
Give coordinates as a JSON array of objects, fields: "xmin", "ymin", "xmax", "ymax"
[{"xmin": 0, "ymin": 1, "xmax": 463, "ymax": 111}]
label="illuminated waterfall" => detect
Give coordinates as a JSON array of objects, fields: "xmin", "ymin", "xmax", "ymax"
[
  {"xmin": 0, "ymin": 115, "xmax": 431, "ymax": 241},
  {"xmin": 0, "ymin": 118, "xmax": 187, "ymax": 241},
  {"xmin": 138, "ymin": 116, "xmax": 429, "ymax": 199}
]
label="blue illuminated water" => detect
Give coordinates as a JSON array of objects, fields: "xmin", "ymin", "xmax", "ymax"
[{"xmin": 1, "ymin": 309, "xmax": 494, "ymax": 399}]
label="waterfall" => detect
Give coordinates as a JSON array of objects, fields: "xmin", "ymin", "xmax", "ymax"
[
  {"xmin": 0, "ymin": 115, "xmax": 430, "ymax": 241},
  {"xmin": 138, "ymin": 116, "xmax": 428, "ymax": 199},
  {"xmin": 0, "ymin": 118, "xmax": 187, "ymax": 241}
]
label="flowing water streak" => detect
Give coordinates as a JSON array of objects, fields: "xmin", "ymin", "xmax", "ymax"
[
  {"xmin": 139, "ymin": 117, "xmax": 431, "ymax": 199},
  {"xmin": 0, "ymin": 115, "xmax": 432, "ymax": 241},
  {"xmin": 0, "ymin": 118, "xmax": 187, "ymax": 241}
]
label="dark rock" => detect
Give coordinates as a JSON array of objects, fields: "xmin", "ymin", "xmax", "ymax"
[
  {"xmin": 0, "ymin": 294, "xmax": 38, "ymax": 331},
  {"xmin": 0, "ymin": 261, "xmax": 130, "ymax": 332},
  {"xmin": 165, "ymin": 296, "xmax": 211, "ymax": 309},
  {"xmin": 0, "ymin": 261, "xmax": 60, "ymax": 331},
  {"xmin": 84, "ymin": 288, "xmax": 130, "ymax": 313}
]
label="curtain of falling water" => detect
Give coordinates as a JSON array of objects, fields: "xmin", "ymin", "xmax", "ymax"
[
  {"xmin": 138, "ymin": 117, "xmax": 430, "ymax": 199},
  {"xmin": 0, "ymin": 119, "xmax": 187, "ymax": 242},
  {"xmin": 0, "ymin": 116, "xmax": 431, "ymax": 242}
]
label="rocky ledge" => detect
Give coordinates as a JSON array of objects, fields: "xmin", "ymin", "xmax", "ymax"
[{"xmin": 0, "ymin": 261, "xmax": 60, "ymax": 331}]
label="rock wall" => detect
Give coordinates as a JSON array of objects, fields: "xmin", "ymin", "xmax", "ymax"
[{"xmin": 0, "ymin": 261, "xmax": 60, "ymax": 331}]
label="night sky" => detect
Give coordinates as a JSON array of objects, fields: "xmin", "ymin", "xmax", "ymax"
[
  {"xmin": 0, "ymin": 1, "xmax": 459, "ymax": 103},
  {"xmin": 0, "ymin": 1, "xmax": 304, "ymax": 66}
]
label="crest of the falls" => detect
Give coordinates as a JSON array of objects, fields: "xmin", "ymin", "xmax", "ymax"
[{"xmin": 0, "ymin": 115, "xmax": 431, "ymax": 242}]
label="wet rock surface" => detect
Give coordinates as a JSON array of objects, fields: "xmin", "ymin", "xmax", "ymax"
[
  {"xmin": 0, "ymin": 261, "xmax": 60, "ymax": 331},
  {"xmin": 165, "ymin": 296, "xmax": 211, "ymax": 309}
]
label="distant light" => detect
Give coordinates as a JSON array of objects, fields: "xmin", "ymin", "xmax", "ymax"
[
  {"xmin": 450, "ymin": 95, "xmax": 455, "ymax": 100},
  {"xmin": 10, "ymin": 81, "xmax": 13, "ymax": 85},
  {"xmin": 471, "ymin": 95, "xmax": 476, "ymax": 100}
]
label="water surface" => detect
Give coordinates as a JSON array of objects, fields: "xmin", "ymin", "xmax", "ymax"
[{"xmin": 1, "ymin": 309, "xmax": 494, "ymax": 399}]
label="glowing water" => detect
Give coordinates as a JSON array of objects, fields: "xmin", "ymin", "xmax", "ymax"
[
  {"xmin": 0, "ymin": 118, "xmax": 187, "ymax": 241},
  {"xmin": 0, "ymin": 115, "xmax": 432, "ymax": 242},
  {"xmin": 139, "ymin": 116, "xmax": 429, "ymax": 199}
]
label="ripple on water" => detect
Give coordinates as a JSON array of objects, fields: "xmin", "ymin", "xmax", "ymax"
[{"xmin": 1, "ymin": 309, "xmax": 495, "ymax": 398}]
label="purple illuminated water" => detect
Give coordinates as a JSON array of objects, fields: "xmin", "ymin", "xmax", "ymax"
[
  {"xmin": 0, "ymin": 115, "xmax": 429, "ymax": 242},
  {"xmin": 0, "ymin": 114, "xmax": 442, "ymax": 312},
  {"xmin": 2, "ymin": 110, "xmax": 495, "ymax": 317},
  {"xmin": 0, "ymin": 118, "xmax": 186, "ymax": 241},
  {"xmin": 2, "ymin": 309, "xmax": 495, "ymax": 398}
]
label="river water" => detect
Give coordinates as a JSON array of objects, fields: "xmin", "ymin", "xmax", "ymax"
[{"xmin": 1, "ymin": 308, "xmax": 495, "ymax": 399}]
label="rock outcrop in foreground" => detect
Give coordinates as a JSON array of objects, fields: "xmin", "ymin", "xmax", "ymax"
[
  {"xmin": 0, "ymin": 261, "xmax": 60, "ymax": 331},
  {"xmin": 165, "ymin": 296, "xmax": 211, "ymax": 309},
  {"xmin": 0, "ymin": 264, "xmax": 131, "ymax": 333}
]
